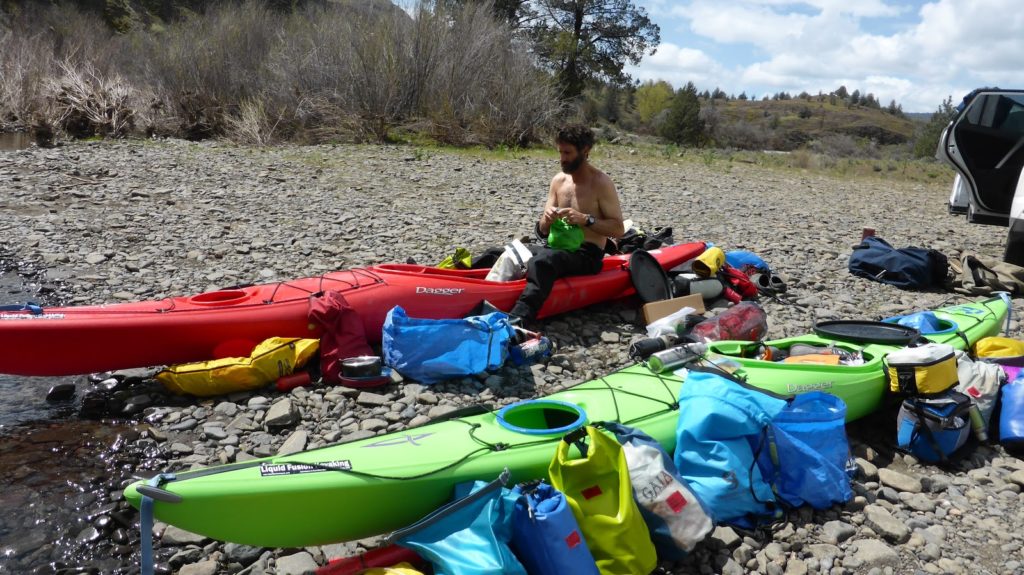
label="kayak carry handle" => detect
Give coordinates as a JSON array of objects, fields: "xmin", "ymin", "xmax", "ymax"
[{"xmin": 136, "ymin": 484, "xmax": 183, "ymax": 504}]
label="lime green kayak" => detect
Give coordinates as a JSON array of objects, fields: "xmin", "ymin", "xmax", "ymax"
[
  {"xmin": 125, "ymin": 297, "xmax": 1007, "ymax": 547},
  {"xmin": 706, "ymin": 297, "xmax": 1008, "ymax": 421}
]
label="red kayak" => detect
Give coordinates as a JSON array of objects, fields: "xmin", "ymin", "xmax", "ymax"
[{"xmin": 0, "ymin": 242, "xmax": 705, "ymax": 376}]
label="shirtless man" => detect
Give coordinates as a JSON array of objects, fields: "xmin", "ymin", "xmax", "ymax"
[{"xmin": 509, "ymin": 125, "xmax": 625, "ymax": 322}]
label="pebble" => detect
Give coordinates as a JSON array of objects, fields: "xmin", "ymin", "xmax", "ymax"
[{"xmin": 3, "ymin": 141, "xmax": 1023, "ymax": 574}]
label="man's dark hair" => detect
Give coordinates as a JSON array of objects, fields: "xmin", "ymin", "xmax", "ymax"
[{"xmin": 556, "ymin": 124, "xmax": 595, "ymax": 151}]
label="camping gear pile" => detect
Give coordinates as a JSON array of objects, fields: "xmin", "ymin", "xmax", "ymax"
[
  {"xmin": 124, "ymin": 294, "xmax": 1012, "ymax": 574},
  {"xmin": 320, "ymin": 371, "xmax": 855, "ymax": 575}
]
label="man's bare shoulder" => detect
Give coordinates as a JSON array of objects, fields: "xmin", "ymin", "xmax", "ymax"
[
  {"xmin": 550, "ymin": 172, "xmax": 570, "ymax": 186},
  {"xmin": 590, "ymin": 166, "xmax": 616, "ymax": 193}
]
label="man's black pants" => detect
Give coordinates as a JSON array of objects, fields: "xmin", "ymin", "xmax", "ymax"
[{"xmin": 509, "ymin": 242, "xmax": 605, "ymax": 320}]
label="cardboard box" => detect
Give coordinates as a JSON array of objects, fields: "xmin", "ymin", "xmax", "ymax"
[{"xmin": 642, "ymin": 294, "xmax": 706, "ymax": 325}]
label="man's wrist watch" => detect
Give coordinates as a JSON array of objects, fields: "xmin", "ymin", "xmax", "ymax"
[{"xmin": 585, "ymin": 214, "xmax": 596, "ymax": 227}]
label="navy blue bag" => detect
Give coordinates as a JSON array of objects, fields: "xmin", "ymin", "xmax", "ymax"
[
  {"xmin": 510, "ymin": 481, "xmax": 599, "ymax": 575},
  {"xmin": 848, "ymin": 237, "xmax": 948, "ymax": 289},
  {"xmin": 382, "ymin": 306, "xmax": 515, "ymax": 384}
]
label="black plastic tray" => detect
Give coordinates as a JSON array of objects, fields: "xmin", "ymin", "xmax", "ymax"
[
  {"xmin": 813, "ymin": 320, "xmax": 921, "ymax": 345},
  {"xmin": 629, "ymin": 250, "xmax": 673, "ymax": 303}
]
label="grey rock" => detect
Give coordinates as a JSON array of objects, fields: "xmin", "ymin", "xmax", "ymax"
[
  {"xmin": 901, "ymin": 492, "xmax": 937, "ymax": 512},
  {"xmin": 821, "ymin": 520, "xmax": 857, "ymax": 544},
  {"xmin": 863, "ymin": 505, "xmax": 910, "ymax": 543},
  {"xmin": 356, "ymin": 391, "xmax": 389, "ymax": 407},
  {"xmin": 162, "ymin": 525, "xmax": 208, "ymax": 545},
  {"xmin": 277, "ymin": 430, "xmax": 308, "ymax": 455},
  {"xmin": 178, "ymin": 560, "xmax": 219, "ymax": 575},
  {"xmin": 265, "ymin": 398, "xmax": 298, "ymax": 427},
  {"xmin": 275, "ymin": 551, "xmax": 318, "ymax": 575},
  {"xmin": 850, "ymin": 539, "xmax": 899, "ymax": 569},
  {"xmin": 855, "ymin": 457, "xmax": 879, "ymax": 480},
  {"xmin": 722, "ymin": 558, "xmax": 744, "ymax": 575},
  {"xmin": 878, "ymin": 468, "xmax": 922, "ymax": 493},
  {"xmin": 711, "ymin": 526, "xmax": 742, "ymax": 548},
  {"xmin": 785, "ymin": 558, "xmax": 808, "ymax": 575}
]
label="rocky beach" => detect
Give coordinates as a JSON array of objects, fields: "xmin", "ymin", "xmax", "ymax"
[{"xmin": 1, "ymin": 139, "xmax": 1023, "ymax": 575}]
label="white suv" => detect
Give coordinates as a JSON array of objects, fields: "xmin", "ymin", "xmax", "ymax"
[{"xmin": 938, "ymin": 89, "xmax": 1024, "ymax": 266}]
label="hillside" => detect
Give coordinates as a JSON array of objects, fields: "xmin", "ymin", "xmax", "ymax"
[{"xmin": 712, "ymin": 97, "xmax": 916, "ymax": 148}]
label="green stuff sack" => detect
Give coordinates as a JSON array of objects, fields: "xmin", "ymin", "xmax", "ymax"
[
  {"xmin": 549, "ymin": 426, "xmax": 657, "ymax": 575},
  {"xmin": 437, "ymin": 247, "xmax": 472, "ymax": 270},
  {"xmin": 157, "ymin": 337, "xmax": 319, "ymax": 397},
  {"xmin": 548, "ymin": 218, "xmax": 584, "ymax": 252}
]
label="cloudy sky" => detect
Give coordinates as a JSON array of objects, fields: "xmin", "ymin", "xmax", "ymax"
[{"xmin": 627, "ymin": 0, "xmax": 1023, "ymax": 112}]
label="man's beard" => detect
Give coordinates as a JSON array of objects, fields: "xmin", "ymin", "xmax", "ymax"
[{"xmin": 560, "ymin": 156, "xmax": 584, "ymax": 174}]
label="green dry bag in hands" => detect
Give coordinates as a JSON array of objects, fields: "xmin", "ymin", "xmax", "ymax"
[
  {"xmin": 548, "ymin": 426, "xmax": 657, "ymax": 575},
  {"xmin": 548, "ymin": 218, "xmax": 584, "ymax": 252}
]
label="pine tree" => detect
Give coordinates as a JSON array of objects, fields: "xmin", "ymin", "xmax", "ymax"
[{"xmin": 659, "ymin": 81, "xmax": 703, "ymax": 145}]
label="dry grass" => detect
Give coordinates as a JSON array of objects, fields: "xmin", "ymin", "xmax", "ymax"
[{"xmin": 0, "ymin": 0, "xmax": 563, "ymax": 146}]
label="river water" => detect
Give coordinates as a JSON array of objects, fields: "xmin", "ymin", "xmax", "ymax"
[
  {"xmin": 0, "ymin": 132, "xmax": 32, "ymax": 151},
  {"xmin": 0, "ymin": 261, "xmax": 147, "ymax": 573}
]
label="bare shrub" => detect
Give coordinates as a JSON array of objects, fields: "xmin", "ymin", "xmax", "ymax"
[
  {"xmin": 712, "ymin": 119, "xmax": 772, "ymax": 150},
  {"xmin": 422, "ymin": 2, "xmax": 561, "ymax": 146},
  {"xmin": 45, "ymin": 61, "xmax": 136, "ymax": 138},
  {"xmin": 224, "ymin": 98, "xmax": 283, "ymax": 145},
  {"xmin": 810, "ymin": 133, "xmax": 862, "ymax": 158},
  {"xmin": 138, "ymin": 1, "xmax": 282, "ymax": 137},
  {"xmin": 0, "ymin": 4, "xmax": 117, "ymax": 131}
]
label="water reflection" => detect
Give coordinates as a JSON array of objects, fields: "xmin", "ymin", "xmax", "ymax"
[{"xmin": 0, "ymin": 132, "xmax": 32, "ymax": 151}]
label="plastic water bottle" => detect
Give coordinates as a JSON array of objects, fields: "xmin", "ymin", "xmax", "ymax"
[
  {"xmin": 968, "ymin": 404, "xmax": 988, "ymax": 442},
  {"xmin": 510, "ymin": 336, "xmax": 552, "ymax": 366},
  {"xmin": 628, "ymin": 334, "xmax": 679, "ymax": 360},
  {"xmin": 647, "ymin": 343, "xmax": 707, "ymax": 373}
]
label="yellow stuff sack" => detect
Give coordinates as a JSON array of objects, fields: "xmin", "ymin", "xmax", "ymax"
[
  {"xmin": 974, "ymin": 336, "xmax": 1024, "ymax": 358},
  {"xmin": 358, "ymin": 563, "xmax": 424, "ymax": 575},
  {"xmin": 549, "ymin": 426, "xmax": 656, "ymax": 575},
  {"xmin": 157, "ymin": 337, "xmax": 319, "ymax": 397},
  {"xmin": 884, "ymin": 343, "xmax": 958, "ymax": 396}
]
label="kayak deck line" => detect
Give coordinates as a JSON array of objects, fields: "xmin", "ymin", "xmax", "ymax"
[{"xmin": 140, "ymin": 369, "xmax": 686, "ymax": 498}]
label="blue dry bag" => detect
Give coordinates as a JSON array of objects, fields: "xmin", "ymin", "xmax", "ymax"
[
  {"xmin": 389, "ymin": 469, "xmax": 527, "ymax": 575},
  {"xmin": 1000, "ymin": 372, "xmax": 1024, "ymax": 447},
  {"xmin": 510, "ymin": 481, "xmax": 599, "ymax": 575},
  {"xmin": 884, "ymin": 311, "xmax": 955, "ymax": 335},
  {"xmin": 725, "ymin": 250, "xmax": 771, "ymax": 274},
  {"xmin": 382, "ymin": 306, "xmax": 515, "ymax": 384},
  {"xmin": 756, "ymin": 392, "xmax": 854, "ymax": 509},
  {"xmin": 674, "ymin": 369, "xmax": 788, "ymax": 527}
]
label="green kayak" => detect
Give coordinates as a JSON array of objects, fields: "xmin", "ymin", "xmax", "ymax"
[{"xmin": 125, "ymin": 296, "xmax": 1007, "ymax": 547}]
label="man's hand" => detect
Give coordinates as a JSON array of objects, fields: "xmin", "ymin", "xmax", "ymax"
[
  {"xmin": 555, "ymin": 207, "xmax": 587, "ymax": 226},
  {"xmin": 542, "ymin": 206, "xmax": 561, "ymax": 226}
]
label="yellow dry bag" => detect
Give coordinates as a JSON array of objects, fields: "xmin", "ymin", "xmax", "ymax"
[
  {"xmin": 548, "ymin": 426, "xmax": 657, "ymax": 575},
  {"xmin": 975, "ymin": 336, "xmax": 1024, "ymax": 358},
  {"xmin": 692, "ymin": 246, "xmax": 725, "ymax": 277},
  {"xmin": 157, "ymin": 337, "xmax": 319, "ymax": 397}
]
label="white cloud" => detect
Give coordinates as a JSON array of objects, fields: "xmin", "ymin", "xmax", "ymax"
[
  {"xmin": 633, "ymin": 0, "xmax": 1024, "ymax": 111},
  {"xmin": 627, "ymin": 43, "xmax": 730, "ymax": 90}
]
